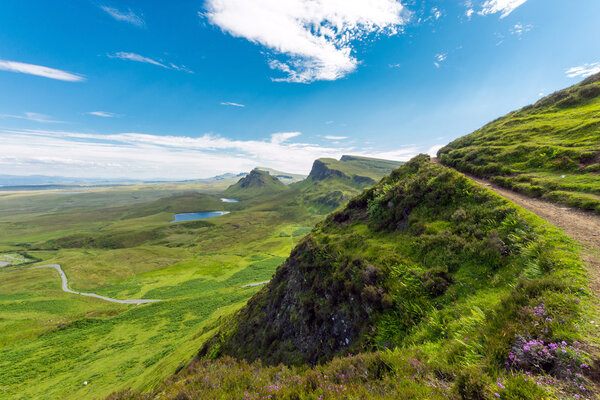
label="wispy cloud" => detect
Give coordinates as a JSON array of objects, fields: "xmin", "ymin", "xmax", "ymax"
[
  {"xmin": 478, "ymin": 0, "xmax": 528, "ymax": 18},
  {"xmin": 0, "ymin": 59, "xmax": 85, "ymax": 82},
  {"xmin": 434, "ymin": 53, "xmax": 447, "ymax": 68},
  {"xmin": 566, "ymin": 63, "xmax": 600, "ymax": 79},
  {"xmin": 100, "ymin": 6, "xmax": 144, "ymax": 27},
  {"xmin": 0, "ymin": 112, "xmax": 64, "ymax": 123},
  {"xmin": 510, "ymin": 23, "xmax": 532, "ymax": 37},
  {"xmin": 220, "ymin": 102, "xmax": 245, "ymax": 107},
  {"xmin": 107, "ymin": 52, "xmax": 193, "ymax": 72},
  {"xmin": 202, "ymin": 0, "xmax": 408, "ymax": 83},
  {"xmin": 87, "ymin": 111, "xmax": 119, "ymax": 118},
  {"xmin": 324, "ymin": 135, "xmax": 347, "ymax": 140},
  {"xmin": 108, "ymin": 52, "xmax": 167, "ymax": 68},
  {"xmin": 0, "ymin": 128, "xmax": 422, "ymax": 180}
]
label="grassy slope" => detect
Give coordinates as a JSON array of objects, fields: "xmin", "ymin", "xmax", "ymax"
[
  {"xmin": 126, "ymin": 155, "xmax": 598, "ymax": 399},
  {"xmin": 256, "ymin": 167, "xmax": 307, "ymax": 184},
  {"xmin": 0, "ymin": 158, "xmax": 399, "ymax": 400},
  {"xmin": 223, "ymin": 169, "xmax": 289, "ymax": 199},
  {"xmin": 291, "ymin": 155, "xmax": 404, "ymax": 214},
  {"xmin": 438, "ymin": 73, "xmax": 600, "ymax": 214},
  {"xmin": 0, "ymin": 188, "xmax": 308, "ymax": 399}
]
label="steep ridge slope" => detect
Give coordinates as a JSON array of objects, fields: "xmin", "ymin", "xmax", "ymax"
[
  {"xmin": 203, "ymin": 155, "xmax": 593, "ymax": 373},
  {"xmin": 111, "ymin": 155, "xmax": 596, "ymax": 399},
  {"xmin": 292, "ymin": 155, "xmax": 403, "ymax": 212},
  {"xmin": 439, "ymin": 73, "xmax": 600, "ymax": 214}
]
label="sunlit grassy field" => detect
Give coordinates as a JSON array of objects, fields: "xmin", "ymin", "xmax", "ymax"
[{"xmin": 0, "ymin": 185, "xmax": 319, "ymax": 400}]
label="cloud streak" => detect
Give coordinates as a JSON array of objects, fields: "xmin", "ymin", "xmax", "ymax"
[
  {"xmin": 220, "ymin": 102, "xmax": 246, "ymax": 107},
  {"xmin": 87, "ymin": 111, "xmax": 119, "ymax": 118},
  {"xmin": 566, "ymin": 63, "xmax": 600, "ymax": 79},
  {"xmin": 0, "ymin": 59, "xmax": 85, "ymax": 82},
  {"xmin": 479, "ymin": 0, "xmax": 528, "ymax": 18},
  {"xmin": 0, "ymin": 128, "xmax": 421, "ymax": 180},
  {"xmin": 100, "ymin": 6, "xmax": 144, "ymax": 27},
  {"xmin": 0, "ymin": 112, "xmax": 64, "ymax": 123},
  {"xmin": 107, "ymin": 52, "xmax": 193, "ymax": 72},
  {"xmin": 203, "ymin": 0, "xmax": 408, "ymax": 83}
]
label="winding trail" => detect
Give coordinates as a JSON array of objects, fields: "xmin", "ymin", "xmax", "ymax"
[
  {"xmin": 240, "ymin": 280, "xmax": 270, "ymax": 288},
  {"xmin": 30, "ymin": 264, "xmax": 161, "ymax": 305},
  {"xmin": 434, "ymin": 159, "xmax": 600, "ymax": 292}
]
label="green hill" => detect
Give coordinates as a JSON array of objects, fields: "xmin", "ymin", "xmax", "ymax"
[
  {"xmin": 256, "ymin": 167, "xmax": 307, "ymax": 184},
  {"xmin": 223, "ymin": 168, "xmax": 289, "ymax": 199},
  {"xmin": 439, "ymin": 73, "xmax": 600, "ymax": 214},
  {"xmin": 112, "ymin": 155, "xmax": 594, "ymax": 399},
  {"xmin": 292, "ymin": 155, "xmax": 404, "ymax": 213}
]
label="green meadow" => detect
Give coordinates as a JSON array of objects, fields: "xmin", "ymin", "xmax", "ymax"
[
  {"xmin": 0, "ymin": 185, "xmax": 318, "ymax": 400},
  {"xmin": 0, "ymin": 156, "xmax": 395, "ymax": 400}
]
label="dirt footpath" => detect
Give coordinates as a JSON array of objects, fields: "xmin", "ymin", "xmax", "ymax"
[{"xmin": 435, "ymin": 159, "xmax": 600, "ymax": 293}]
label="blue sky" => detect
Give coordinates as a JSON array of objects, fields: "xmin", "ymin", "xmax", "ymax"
[{"xmin": 1, "ymin": 0, "xmax": 599, "ymax": 180}]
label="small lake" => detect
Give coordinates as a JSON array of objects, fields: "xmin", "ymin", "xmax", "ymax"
[
  {"xmin": 220, "ymin": 198, "xmax": 239, "ymax": 203},
  {"xmin": 170, "ymin": 211, "xmax": 230, "ymax": 223}
]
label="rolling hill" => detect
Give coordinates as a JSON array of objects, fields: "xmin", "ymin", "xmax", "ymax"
[
  {"xmin": 223, "ymin": 168, "xmax": 289, "ymax": 199},
  {"xmin": 292, "ymin": 155, "xmax": 404, "ymax": 213},
  {"xmin": 438, "ymin": 73, "xmax": 600, "ymax": 214},
  {"xmin": 112, "ymin": 155, "xmax": 594, "ymax": 399}
]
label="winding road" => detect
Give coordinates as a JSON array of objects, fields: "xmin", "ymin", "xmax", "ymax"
[{"xmin": 31, "ymin": 264, "xmax": 161, "ymax": 305}]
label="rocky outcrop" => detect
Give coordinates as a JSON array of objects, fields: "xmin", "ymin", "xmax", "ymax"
[{"xmin": 307, "ymin": 159, "xmax": 350, "ymax": 181}]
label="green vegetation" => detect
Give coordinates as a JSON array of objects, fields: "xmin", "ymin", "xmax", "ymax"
[
  {"xmin": 439, "ymin": 73, "xmax": 600, "ymax": 213},
  {"xmin": 291, "ymin": 155, "xmax": 403, "ymax": 213},
  {"xmin": 223, "ymin": 169, "xmax": 289, "ymax": 199},
  {"xmin": 256, "ymin": 167, "xmax": 307, "ymax": 184},
  {"xmin": 188, "ymin": 155, "xmax": 596, "ymax": 399},
  {"xmin": 0, "ymin": 157, "xmax": 397, "ymax": 400}
]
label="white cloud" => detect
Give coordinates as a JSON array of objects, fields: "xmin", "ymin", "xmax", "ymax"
[
  {"xmin": 434, "ymin": 53, "xmax": 447, "ymax": 68},
  {"xmin": 108, "ymin": 52, "xmax": 168, "ymax": 68},
  {"xmin": 466, "ymin": 9, "xmax": 475, "ymax": 18},
  {"xmin": 87, "ymin": 111, "xmax": 118, "ymax": 118},
  {"xmin": 0, "ymin": 59, "xmax": 85, "ymax": 82},
  {"xmin": 100, "ymin": 6, "xmax": 144, "ymax": 27},
  {"xmin": 0, "ymin": 112, "xmax": 64, "ymax": 123},
  {"xmin": 220, "ymin": 102, "xmax": 246, "ymax": 107},
  {"xmin": 479, "ymin": 0, "xmax": 528, "ymax": 18},
  {"xmin": 427, "ymin": 144, "xmax": 445, "ymax": 157},
  {"xmin": 108, "ymin": 52, "xmax": 193, "ymax": 72},
  {"xmin": 270, "ymin": 131, "xmax": 301, "ymax": 144},
  {"xmin": 324, "ymin": 135, "xmax": 347, "ymax": 140},
  {"xmin": 510, "ymin": 23, "xmax": 532, "ymax": 37},
  {"xmin": 566, "ymin": 63, "xmax": 600, "ymax": 79},
  {"xmin": 0, "ymin": 128, "xmax": 422, "ymax": 180},
  {"xmin": 203, "ymin": 0, "xmax": 408, "ymax": 83}
]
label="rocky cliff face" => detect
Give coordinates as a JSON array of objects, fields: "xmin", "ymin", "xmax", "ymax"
[
  {"xmin": 307, "ymin": 159, "xmax": 350, "ymax": 181},
  {"xmin": 237, "ymin": 169, "xmax": 285, "ymax": 188},
  {"xmin": 201, "ymin": 237, "xmax": 381, "ymax": 365}
]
